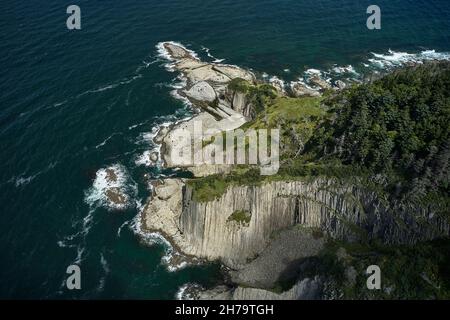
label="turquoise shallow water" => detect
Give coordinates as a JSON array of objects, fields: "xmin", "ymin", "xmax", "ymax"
[{"xmin": 1, "ymin": 0, "xmax": 449, "ymax": 299}]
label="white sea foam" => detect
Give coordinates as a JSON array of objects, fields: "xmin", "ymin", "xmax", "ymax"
[
  {"xmin": 130, "ymin": 210, "xmax": 192, "ymax": 272},
  {"xmin": 135, "ymin": 150, "xmax": 154, "ymax": 167},
  {"xmin": 201, "ymin": 46, "xmax": 225, "ymax": 63},
  {"xmin": 284, "ymin": 49, "xmax": 450, "ymax": 91},
  {"xmin": 304, "ymin": 68, "xmax": 322, "ymax": 76},
  {"xmin": 331, "ymin": 64, "xmax": 359, "ymax": 75},
  {"xmin": 117, "ymin": 220, "xmax": 129, "ymax": 237},
  {"xmin": 12, "ymin": 161, "xmax": 59, "ymax": 187},
  {"xmin": 84, "ymin": 164, "xmax": 137, "ymax": 211},
  {"xmin": 15, "ymin": 175, "xmax": 36, "ymax": 187},
  {"xmin": 96, "ymin": 253, "xmax": 110, "ymax": 292},
  {"xmin": 268, "ymin": 75, "xmax": 286, "ymax": 92},
  {"xmin": 128, "ymin": 120, "xmax": 148, "ymax": 130},
  {"xmin": 74, "ymin": 246, "xmax": 85, "ymax": 265},
  {"xmin": 135, "ymin": 124, "xmax": 166, "ymax": 168},
  {"xmin": 81, "ymin": 74, "xmax": 143, "ymax": 96},
  {"xmin": 100, "ymin": 253, "xmax": 110, "ymax": 275},
  {"xmin": 135, "ymin": 55, "xmax": 162, "ymax": 73},
  {"xmin": 95, "ymin": 132, "xmax": 122, "ymax": 149},
  {"xmin": 175, "ymin": 283, "xmax": 202, "ymax": 300},
  {"xmin": 368, "ymin": 49, "xmax": 450, "ymax": 69},
  {"xmin": 57, "ymin": 240, "xmax": 76, "ymax": 248},
  {"xmin": 156, "ymin": 41, "xmax": 200, "ymax": 74}
]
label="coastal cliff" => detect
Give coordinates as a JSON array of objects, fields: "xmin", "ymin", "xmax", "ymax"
[
  {"xmin": 141, "ymin": 43, "xmax": 450, "ymax": 300},
  {"xmin": 143, "ymin": 178, "xmax": 449, "ymax": 268}
]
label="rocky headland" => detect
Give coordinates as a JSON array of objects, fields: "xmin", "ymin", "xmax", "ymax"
[{"xmin": 140, "ymin": 43, "xmax": 450, "ymax": 300}]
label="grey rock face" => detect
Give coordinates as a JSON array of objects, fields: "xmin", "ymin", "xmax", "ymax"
[
  {"xmin": 230, "ymin": 228, "xmax": 325, "ymax": 289},
  {"xmin": 143, "ymin": 178, "xmax": 449, "ymax": 269},
  {"xmin": 232, "ymin": 276, "xmax": 322, "ymax": 300},
  {"xmin": 184, "ymin": 81, "xmax": 217, "ymax": 102},
  {"xmin": 335, "ymin": 80, "xmax": 347, "ymax": 90}
]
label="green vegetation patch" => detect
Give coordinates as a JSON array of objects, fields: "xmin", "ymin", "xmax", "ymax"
[
  {"xmin": 271, "ymin": 237, "xmax": 450, "ymax": 299},
  {"xmin": 188, "ymin": 177, "xmax": 227, "ymax": 202},
  {"xmin": 320, "ymin": 238, "xmax": 450, "ymax": 299},
  {"xmin": 228, "ymin": 78, "xmax": 251, "ymax": 93},
  {"xmin": 227, "ymin": 210, "xmax": 252, "ymax": 225},
  {"xmin": 307, "ymin": 61, "xmax": 450, "ymax": 206}
]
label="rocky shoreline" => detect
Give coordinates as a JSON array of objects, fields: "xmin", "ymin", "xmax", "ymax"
[{"xmin": 138, "ymin": 42, "xmax": 450, "ymax": 300}]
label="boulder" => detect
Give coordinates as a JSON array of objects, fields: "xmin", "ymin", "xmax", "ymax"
[
  {"xmin": 184, "ymin": 81, "xmax": 217, "ymax": 102},
  {"xmin": 335, "ymin": 80, "xmax": 347, "ymax": 90},
  {"xmin": 310, "ymin": 75, "xmax": 331, "ymax": 90},
  {"xmin": 150, "ymin": 152, "xmax": 159, "ymax": 162}
]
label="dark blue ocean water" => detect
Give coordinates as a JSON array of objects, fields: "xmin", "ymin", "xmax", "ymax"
[{"xmin": 1, "ymin": 0, "xmax": 449, "ymax": 299}]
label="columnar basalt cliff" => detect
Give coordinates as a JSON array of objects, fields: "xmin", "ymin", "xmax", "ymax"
[{"xmin": 142, "ymin": 178, "xmax": 450, "ymax": 269}]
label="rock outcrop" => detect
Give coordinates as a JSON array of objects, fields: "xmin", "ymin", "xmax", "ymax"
[
  {"xmin": 310, "ymin": 75, "xmax": 331, "ymax": 90},
  {"xmin": 157, "ymin": 42, "xmax": 256, "ymax": 175},
  {"xmin": 290, "ymin": 81, "xmax": 321, "ymax": 97},
  {"xmin": 162, "ymin": 42, "xmax": 255, "ymax": 108}
]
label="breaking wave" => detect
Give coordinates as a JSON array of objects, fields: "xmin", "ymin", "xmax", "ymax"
[{"xmin": 84, "ymin": 164, "xmax": 138, "ymax": 211}]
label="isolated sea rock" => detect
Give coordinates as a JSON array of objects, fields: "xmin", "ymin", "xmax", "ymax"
[
  {"xmin": 101, "ymin": 167, "xmax": 129, "ymax": 209},
  {"xmin": 105, "ymin": 187, "xmax": 127, "ymax": 207}
]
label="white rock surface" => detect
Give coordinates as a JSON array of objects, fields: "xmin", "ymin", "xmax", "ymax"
[{"xmin": 184, "ymin": 81, "xmax": 217, "ymax": 102}]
